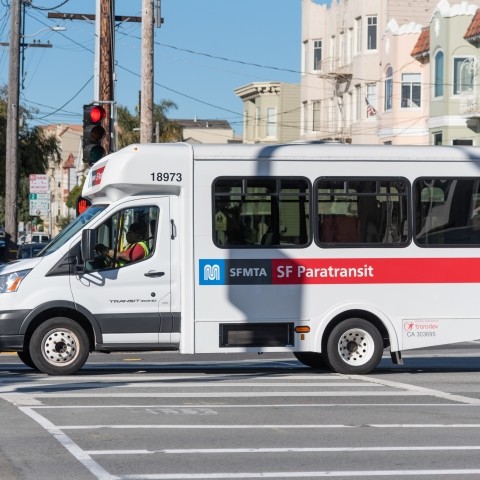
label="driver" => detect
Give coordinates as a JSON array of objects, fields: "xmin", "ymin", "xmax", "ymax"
[{"xmin": 96, "ymin": 222, "xmax": 149, "ymax": 266}]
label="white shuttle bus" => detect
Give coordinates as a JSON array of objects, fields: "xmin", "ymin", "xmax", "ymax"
[{"xmin": 1, "ymin": 143, "xmax": 480, "ymax": 375}]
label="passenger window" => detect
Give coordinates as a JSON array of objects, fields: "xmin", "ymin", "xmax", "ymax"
[
  {"xmin": 415, "ymin": 178, "xmax": 480, "ymax": 246},
  {"xmin": 87, "ymin": 206, "xmax": 159, "ymax": 270},
  {"xmin": 316, "ymin": 178, "xmax": 409, "ymax": 247},
  {"xmin": 213, "ymin": 177, "xmax": 311, "ymax": 248}
]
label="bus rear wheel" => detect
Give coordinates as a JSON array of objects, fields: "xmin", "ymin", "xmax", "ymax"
[
  {"xmin": 325, "ymin": 318, "xmax": 383, "ymax": 374},
  {"xmin": 29, "ymin": 317, "xmax": 90, "ymax": 375},
  {"xmin": 293, "ymin": 352, "xmax": 328, "ymax": 370}
]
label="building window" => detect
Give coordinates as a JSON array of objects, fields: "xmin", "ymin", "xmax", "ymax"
[
  {"xmin": 385, "ymin": 66, "xmax": 393, "ymax": 111},
  {"xmin": 267, "ymin": 108, "xmax": 276, "ymax": 137},
  {"xmin": 330, "ymin": 35, "xmax": 335, "ymax": 70},
  {"xmin": 347, "ymin": 28, "xmax": 353, "ymax": 64},
  {"xmin": 313, "ymin": 40, "xmax": 322, "ymax": 71},
  {"xmin": 302, "ymin": 101, "xmax": 308, "ymax": 134},
  {"xmin": 355, "ymin": 85, "xmax": 361, "ymax": 121},
  {"xmin": 302, "ymin": 41, "xmax": 308, "ymax": 73},
  {"xmin": 452, "ymin": 139, "xmax": 473, "ymax": 146},
  {"xmin": 433, "ymin": 132, "xmax": 443, "ymax": 145},
  {"xmin": 453, "ymin": 57, "xmax": 474, "ymax": 95},
  {"xmin": 367, "ymin": 16, "xmax": 377, "ymax": 50},
  {"xmin": 401, "ymin": 73, "xmax": 421, "ymax": 108},
  {"xmin": 366, "ymin": 83, "xmax": 377, "ymax": 118},
  {"xmin": 313, "ymin": 101, "xmax": 321, "ymax": 132},
  {"xmin": 434, "ymin": 51, "xmax": 444, "ymax": 97},
  {"xmin": 354, "ymin": 17, "xmax": 362, "ymax": 54}
]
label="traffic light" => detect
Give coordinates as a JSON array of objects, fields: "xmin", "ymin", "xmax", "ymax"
[
  {"xmin": 83, "ymin": 104, "xmax": 107, "ymax": 166},
  {"xmin": 76, "ymin": 196, "xmax": 91, "ymax": 215}
]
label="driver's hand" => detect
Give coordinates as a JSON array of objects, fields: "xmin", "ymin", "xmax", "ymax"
[{"xmin": 95, "ymin": 243, "xmax": 108, "ymax": 255}]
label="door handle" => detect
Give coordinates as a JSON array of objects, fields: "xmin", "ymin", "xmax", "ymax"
[{"xmin": 144, "ymin": 271, "xmax": 165, "ymax": 277}]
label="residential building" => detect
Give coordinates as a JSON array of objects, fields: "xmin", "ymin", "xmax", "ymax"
[
  {"xmin": 42, "ymin": 124, "xmax": 84, "ymax": 236},
  {"xmin": 301, "ymin": 0, "xmax": 437, "ymax": 144},
  {"xmin": 174, "ymin": 118, "xmax": 236, "ymax": 144},
  {"xmin": 380, "ymin": 20, "xmax": 430, "ymax": 145},
  {"xmin": 234, "ymin": 82, "xmax": 301, "ymax": 144},
  {"xmin": 416, "ymin": 0, "xmax": 480, "ymax": 145}
]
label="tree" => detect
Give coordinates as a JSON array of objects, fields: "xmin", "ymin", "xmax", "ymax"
[
  {"xmin": 116, "ymin": 99, "xmax": 182, "ymax": 149},
  {"xmin": 66, "ymin": 178, "xmax": 85, "ymax": 210},
  {"xmin": 0, "ymin": 85, "xmax": 61, "ymax": 225}
]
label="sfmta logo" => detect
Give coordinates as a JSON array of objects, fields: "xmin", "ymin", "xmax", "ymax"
[
  {"xmin": 199, "ymin": 260, "xmax": 225, "ymax": 285},
  {"xmin": 204, "ymin": 264, "xmax": 220, "ymax": 281}
]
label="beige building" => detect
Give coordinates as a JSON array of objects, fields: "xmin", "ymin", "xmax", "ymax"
[
  {"xmin": 301, "ymin": 0, "xmax": 437, "ymax": 144},
  {"xmin": 175, "ymin": 118, "xmax": 236, "ymax": 144},
  {"xmin": 380, "ymin": 20, "xmax": 430, "ymax": 144},
  {"xmin": 42, "ymin": 124, "xmax": 85, "ymax": 236},
  {"xmin": 425, "ymin": 1, "xmax": 480, "ymax": 145},
  {"xmin": 234, "ymin": 82, "xmax": 301, "ymax": 144}
]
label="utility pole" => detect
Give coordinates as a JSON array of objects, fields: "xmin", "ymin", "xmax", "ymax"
[
  {"xmin": 140, "ymin": 0, "xmax": 154, "ymax": 143},
  {"xmin": 99, "ymin": 0, "xmax": 114, "ymax": 153},
  {"xmin": 4, "ymin": 0, "xmax": 21, "ymax": 260},
  {"xmin": 48, "ymin": 7, "xmax": 143, "ymax": 154}
]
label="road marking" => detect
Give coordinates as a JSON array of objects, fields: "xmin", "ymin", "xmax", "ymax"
[
  {"xmin": 120, "ymin": 469, "xmax": 480, "ymax": 478},
  {"xmin": 26, "ymin": 403, "xmax": 480, "ymax": 409},
  {"xmin": 58, "ymin": 423, "xmax": 480, "ymax": 430},
  {"xmin": 1, "ymin": 391, "xmax": 429, "ymax": 399},
  {"xmin": 18, "ymin": 407, "xmax": 117, "ymax": 480},
  {"xmin": 353, "ymin": 375, "xmax": 480, "ymax": 405},
  {"xmin": 86, "ymin": 445, "xmax": 480, "ymax": 455}
]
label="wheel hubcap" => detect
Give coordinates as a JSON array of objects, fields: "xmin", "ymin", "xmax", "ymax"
[
  {"xmin": 337, "ymin": 328, "xmax": 374, "ymax": 366},
  {"xmin": 41, "ymin": 329, "xmax": 79, "ymax": 366}
]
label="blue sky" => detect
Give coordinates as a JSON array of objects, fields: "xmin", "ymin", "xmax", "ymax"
[{"xmin": 0, "ymin": 0, "xmax": 329, "ymax": 135}]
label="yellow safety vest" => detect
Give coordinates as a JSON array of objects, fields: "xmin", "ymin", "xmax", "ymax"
[{"xmin": 117, "ymin": 241, "xmax": 150, "ymax": 267}]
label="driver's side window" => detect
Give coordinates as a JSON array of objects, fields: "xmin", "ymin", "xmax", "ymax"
[{"xmin": 89, "ymin": 206, "xmax": 158, "ymax": 270}]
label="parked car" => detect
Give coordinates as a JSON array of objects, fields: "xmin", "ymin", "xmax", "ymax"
[
  {"xmin": 17, "ymin": 242, "xmax": 48, "ymax": 259},
  {"xmin": 29, "ymin": 233, "xmax": 50, "ymax": 243}
]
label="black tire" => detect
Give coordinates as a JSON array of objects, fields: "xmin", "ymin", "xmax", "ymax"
[
  {"xmin": 325, "ymin": 318, "xmax": 383, "ymax": 374},
  {"xmin": 29, "ymin": 317, "xmax": 90, "ymax": 375},
  {"xmin": 293, "ymin": 352, "xmax": 329, "ymax": 370},
  {"xmin": 17, "ymin": 350, "xmax": 38, "ymax": 370}
]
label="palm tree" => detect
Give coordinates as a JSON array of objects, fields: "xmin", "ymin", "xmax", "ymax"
[{"xmin": 116, "ymin": 99, "xmax": 182, "ymax": 149}]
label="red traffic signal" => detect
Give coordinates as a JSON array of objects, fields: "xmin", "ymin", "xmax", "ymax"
[
  {"xmin": 76, "ymin": 196, "xmax": 91, "ymax": 215},
  {"xmin": 88, "ymin": 105, "xmax": 106, "ymax": 123},
  {"xmin": 83, "ymin": 104, "xmax": 107, "ymax": 166}
]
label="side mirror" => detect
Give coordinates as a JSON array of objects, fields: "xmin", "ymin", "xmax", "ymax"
[{"xmin": 81, "ymin": 229, "xmax": 97, "ymax": 263}]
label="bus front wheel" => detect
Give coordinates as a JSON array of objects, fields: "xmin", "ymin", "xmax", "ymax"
[
  {"xmin": 325, "ymin": 318, "xmax": 383, "ymax": 374},
  {"xmin": 29, "ymin": 317, "xmax": 90, "ymax": 375}
]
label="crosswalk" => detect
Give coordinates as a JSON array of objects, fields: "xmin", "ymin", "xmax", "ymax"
[{"xmin": 1, "ymin": 357, "xmax": 480, "ymax": 479}]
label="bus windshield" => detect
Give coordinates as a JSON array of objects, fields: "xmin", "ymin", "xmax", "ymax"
[{"xmin": 39, "ymin": 205, "xmax": 107, "ymax": 257}]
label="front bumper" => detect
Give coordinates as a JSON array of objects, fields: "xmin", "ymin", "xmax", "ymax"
[
  {"xmin": 0, "ymin": 310, "xmax": 31, "ymax": 351},
  {"xmin": 0, "ymin": 335, "xmax": 24, "ymax": 351}
]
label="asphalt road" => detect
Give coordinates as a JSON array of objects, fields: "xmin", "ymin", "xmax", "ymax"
[{"xmin": 0, "ymin": 345, "xmax": 480, "ymax": 479}]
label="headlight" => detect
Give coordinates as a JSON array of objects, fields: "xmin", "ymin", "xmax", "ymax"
[{"xmin": 0, "ymin": 269, "xmax": 31, "ymax": 293}]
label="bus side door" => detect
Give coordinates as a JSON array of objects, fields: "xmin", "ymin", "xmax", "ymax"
[{"xmin": 70, "ymin": 197, "xmax": 173, "ymax": 346}]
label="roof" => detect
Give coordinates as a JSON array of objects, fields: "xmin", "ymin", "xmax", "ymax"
[
  {"xmin": 174, "ymin": 119, "xmax": 232, "ymax": 130},
  {"xmin": 411, "ymin": 27, "xmax": 430, "ymax": 59},
  {"xmin": 465, "ymin": 8, "xmax": 480, "ymax": 42}
]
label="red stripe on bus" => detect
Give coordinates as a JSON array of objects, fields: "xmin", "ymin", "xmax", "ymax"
[{"xmin": 272, "ymin": 258, "xmax": 478, "ymax": 284}]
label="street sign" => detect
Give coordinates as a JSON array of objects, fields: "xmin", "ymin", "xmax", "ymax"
[
  {"xmin": 29, "ymin": 174, "xmax": 49, "ymax": 194},
  {"xmin": 29, "ymin": 193, "xmax": 50, "ymax": 216}
]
